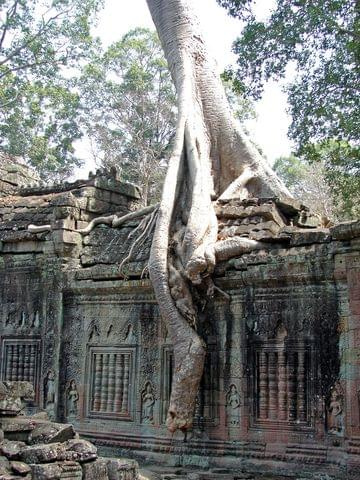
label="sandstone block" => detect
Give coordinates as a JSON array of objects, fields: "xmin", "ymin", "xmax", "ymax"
[
  {"xmin": 82, "ymin": 458, "xmax": 109, "ymax": 479},
  {"xmin": 0, "ymin": 382, "xmax": 34, "ymax": 417},
  {"xmin": 20, "ymin": 442, "xmax": 66, "ymax": 464},
  {"xmin": 106, "ymin": 457, "xmax": 139, "ymax": 480},
  {"xmin": 10, "ymin": 460, "xmax": 31, "ymax": 475},
  {"xmin": 0, "ymin": 440, "xmax": 26, "ymax": 459},
  {"xmin": 0, "ymin": 417, "xmax": 35, "ymax": 434},
  {"xmin": 0, "ymin": 455, "xmax": 11, "ymax": 476},
  {"xmin": 28, "ymin": 422, "xmax": 75, "ymax": 445},
  {"xmin": 58, "ymin": 461, "xmax": 82, "ymax": 479},
  {"xmin": 87, "ymin": 198, "xmax": 111, "ymax": 214},
  {"xmin": 30, "ymin": 462, "xmax": 62, "ymax": 480},
  {"xmin": 63, "ymin": 439, "xmax": 97, "ymax": 463}
]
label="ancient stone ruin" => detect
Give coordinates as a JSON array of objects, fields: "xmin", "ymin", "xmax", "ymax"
[
  {"xmin": 0, "ymin": 162, "xmax": 360, "ymax": 478},
  {"xmin": 0, "ymin": 380, "xmax": 139, "ymax": 479}
]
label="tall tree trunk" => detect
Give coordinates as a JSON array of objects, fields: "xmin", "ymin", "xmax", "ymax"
[{"xmin": 146, "ymin": 0, "xmax": 291, "ymax": 433}]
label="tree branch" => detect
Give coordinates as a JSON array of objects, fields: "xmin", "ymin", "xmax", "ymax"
[{"xmin": 0, "ymin": 8, "xmax": 70, "ymax": 68}]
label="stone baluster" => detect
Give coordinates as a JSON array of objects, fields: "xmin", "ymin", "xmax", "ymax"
[
  {"xmin": 93, "ymin": 354, "xmax": 102, "ymax": 411},
  {"xmin": 23, "ymin": 344, "xmax": 30, "ymax": 381},
  {"xmin": 121, "ymin": 354, "xmax": 130, "ymax": 413},
  {"xmin": 113, "ymin": 354, "xmax": 124, "ymax": 413},
  {"xmin": 18, "ymin": 345, "xmax": 25, "ymax": 381},
  {"xmin": 277, "ymin": 349, "xmax": 287, "ymax": 421},
  {"xmin": 6, "ymin": 345, "xmax": 13, "ymax": 380},
  {"xmin": 107, "ymin": 353, "xmax": 116, "ymax": 412},
  {"xmin": 258, "ymin": 350, "xmax": 268, "ymax": 419},
  {"xmin": 268, "ymin": 351, "xmax": 278, "ymax": 420},
  {"xmin": 287, "ymin": 351, "xmax": 297, "ymax": 421},
  {"xmin": 11, "ymin": 344, "xmax": 18, "ymax": 380},
  {"xmin": 29, "ymin": 345, "xmax": 36, "ymax": 383},
  {"xmin": 100, "ymin": 354, "xmax": 109, "ymax": 412},
  {"xmin": 297, "ymin": 349, "xmax": 306, "ymax": 422}
]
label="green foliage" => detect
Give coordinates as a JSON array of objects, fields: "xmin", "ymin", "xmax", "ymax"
[
  {"xmin": 0, "ymin": 0, "xmax": 103, "ymax": 179},
  {"xmin": 218, "ymin": 0, "xmax": 360, "ymax": 199},
  {"xmin": 221, "ymin": 74, "xmax": 256, "ymax": 123},
  {"xmin": 274, "ymin": 147, "xmax": 360, "ymax": 221},
  {"xmin": 79, "ymin": 28, "xmax": 176, "ymax": 205}
]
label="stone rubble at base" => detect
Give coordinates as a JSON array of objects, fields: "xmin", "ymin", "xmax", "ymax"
[{"xmin": 0, "ymin": 381, "xmax": 139, "ymax": 479}]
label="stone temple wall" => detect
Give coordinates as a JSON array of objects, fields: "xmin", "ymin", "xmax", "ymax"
[{"xmin": 0, "ymin": 166, "xmax": 360, "ymax": 477}]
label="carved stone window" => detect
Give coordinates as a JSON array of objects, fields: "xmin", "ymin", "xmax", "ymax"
[
  {"xmin": 0, "ymin": 338, "xmax": 41, "ymax": 401},
  {"xmin": 87, "ymin": 346, "xmax": 135, "ymax": 420},
  {"xmin": 250, "ymin": 339, "xmax": 314, "ymax": 429}
]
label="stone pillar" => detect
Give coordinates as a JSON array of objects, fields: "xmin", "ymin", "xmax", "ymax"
[
  {"xmin": 297, "ymin": 349, "xmax": 306, "ymax": 422},
  {"xmin": 268, "ymin": 351, "xmax": 278, "ymax": 420},
  {"xmin": 259, "ymin": 351, "xmax": 268, "ymax": 420},
  {"xmin": 287, "ymin": 351, "xmax": 297, "ymax": 421},
  {"xmin": 278, "ymin": 349, "xmax": 287, "ymax": 421}
]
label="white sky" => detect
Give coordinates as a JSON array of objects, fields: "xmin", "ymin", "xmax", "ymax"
[{"xmin": 74, "ymin": 0, "xmax": 293, "ymax": 178}]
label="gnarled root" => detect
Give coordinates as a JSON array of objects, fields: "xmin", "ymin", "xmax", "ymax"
[
  {"xmin": 77, "ymin": 203, "xmax": 158, "ymax": 235},
  {"xmin": 214, "ymin": 237, "xmax": 265, "ymax": 262}
]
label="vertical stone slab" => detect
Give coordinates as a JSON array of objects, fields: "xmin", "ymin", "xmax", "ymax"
[{"xmin": 228, "ymin": 295, "xmax": 247, "ymax": 439}]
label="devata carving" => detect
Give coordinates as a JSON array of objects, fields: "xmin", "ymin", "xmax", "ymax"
[
  {"xmin": 327, "ymin": 382, "xmax": 344, "ymax": 436},
  {"xmin": 226, "ymin": 384, "xmax": 240, "ymax": 426},
  {"xmin": 44, "ymin": 370, "xmax": 55, "ymax": 409},
  {"xmin": 66, "ymin": 379, "xmax": 79, "ymax": 418},
  {"xmin": 141, "ymin": 381, "xmax": 155, "ymax": 424}
]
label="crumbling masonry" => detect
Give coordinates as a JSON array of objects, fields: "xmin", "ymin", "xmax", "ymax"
[{"xmin": 1, "ymin": 162, "xmax": 360, "ymax": 478}]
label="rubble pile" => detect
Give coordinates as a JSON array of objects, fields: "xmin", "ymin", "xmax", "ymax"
[{"xmin": 0, "ymin": 382, "xmax": 139, "ymax": 480}]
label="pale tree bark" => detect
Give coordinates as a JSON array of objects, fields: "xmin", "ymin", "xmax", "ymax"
[{"xmin": 145, "ymin": 0, "xmax": 292, "ymax": 433}]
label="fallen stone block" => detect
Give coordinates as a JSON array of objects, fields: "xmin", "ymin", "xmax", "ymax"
[
  {"xmin": 58, "ymin": 461, "xmax": 82, "ymax": 479},
  {"xmin": 0, "ymin": 382, "xmax": 35, "ymax": 418},
  {"xmin": 0, "ymin": 418, "xmax": 36, "ymax": 434},
  {"xmin": 10, "ymin": 460, "xmax": 31, "ymax": 476},
  {"xmin": 28, "ymin": 422, "xmax": 75, "ymax": 445},
  {"xmin": 20, "ymin": 442, "xmax": 66, "ymax": 464},
  {"xmin": 63, "ymin": 439, "xmax": 97, "ymax": 463},
  {"xmin": 82, "ymin": 458, "xmax": 109, "ymax": 479},
  {"xmin": 0, "ymin": 440, "xmax": 26, "ymax": 459},
  {"xmin": 0, "ymin": 455, "xmax": 11, "ymax": 476},
  {"xmin": 30, "ymin": 462, "xmax": 62, "ymax": 480},
  {"xmin": 106, "ymin": 457, "xmax": 139, "ymax": 480}
]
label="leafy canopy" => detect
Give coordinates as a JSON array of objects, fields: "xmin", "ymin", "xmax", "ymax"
[
  {"xmin": 218, "ymin": 0, "xmax": 359, "ymax": 209},
  {"xmin": 0, "ymin": 0, "xmax": 103, "ymax": 180},
  {"xmin": 79, "ymin": 28, "xmax": 177, "ymax": 205}
]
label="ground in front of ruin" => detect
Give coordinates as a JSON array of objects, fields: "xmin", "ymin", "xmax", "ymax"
[{"xmin": 139, "ymin": 464, "xmax": 340, "ymax": 480}]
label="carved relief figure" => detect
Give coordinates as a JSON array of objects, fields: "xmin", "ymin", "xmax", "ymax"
[
  {"xmin": 125, "ymin": 324, "xmax": 136, "ymax": 344},
  {"xmin": 141, "ymin": 382, "xmax": 155, "ymax": 424},
  {"xmin": 66, "ymin": 380, "xmax": 79, "ymax": 418},
  {"xmin": 327, "ymin": 384, "xmax": 344, "ymax": 435},
  {"xmin": 226, "ymin": 384, "xmax": 240, "ymax": 426},
  {"xmin": 44, "ymin": 370, "xmax": 55, "ymax": 411}
]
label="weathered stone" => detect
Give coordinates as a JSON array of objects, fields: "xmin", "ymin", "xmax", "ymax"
[
  {"xmin": 0, "ymin": 455, "xmax": 11, "ymax": 476},
  {"xmin": 0, "ymin": 441, "xmax": 26, "ymax": 459},
  {"xmin": 20, "ymin": 442, "xmax": 66, "ymax": 464},
  {"xmin": 0, "ymin": 382, "xmax": 34, "ymax": 417},
  {"xmin": 30, "ymin": 462, "xmax": 62, "ymax": 480},
  {"xmin": 0, "ymin": 417, "xmax": 36, "ymax": 434},
  {"xmin": 58, "ymin": 461, "xmax": 82, "ymax": 479},
  {"xmin": 81, "ymin": 458, "xmax": 109, "ymax": 479},
  {"xmin": 28, "ymin": 422, "xmax": 75, "ymax": 445},
  {"xmin": 10, "ymin": 460, "xmax": 31, "ymax": 475},
  {"xmin": 331, "ymin": 219, "xmax": 360, "ymax": 240},
  {"xmin": 63, "ymin": 439, "xmax": 97, "ymax": 463},
  {"xmin": 106, "ymin": 458, "xmax": 139, "ymax": 480}
]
